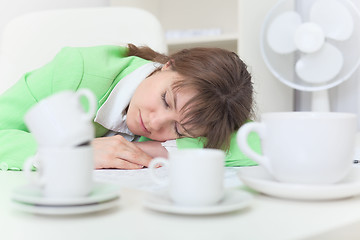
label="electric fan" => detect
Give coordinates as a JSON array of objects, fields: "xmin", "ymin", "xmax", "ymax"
[{"xmin": 260, "ymin": 0, "xmax": 360, "ymax": 111}]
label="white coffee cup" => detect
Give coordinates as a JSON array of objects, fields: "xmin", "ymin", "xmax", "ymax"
[
  {"xmin": 237, "ymin": 112, "xmax": 357, "ymax": 185},
  {"xmin": 23, "ymin": 146, "xmax": 94, "ymax": 198},
  {"xmin": 24, "ymin": 89, "xmax": 97, "ymax": 147},
  {"xmin": 149, "ymin": 149, "xmax": 225, "ymax": 206}
]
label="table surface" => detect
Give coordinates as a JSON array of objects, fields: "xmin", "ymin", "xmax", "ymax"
[{"xmin": 2, "ymin": 168, "xmax": 360, "ymax": 240}]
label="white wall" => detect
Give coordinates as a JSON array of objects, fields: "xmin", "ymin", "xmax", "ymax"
[
  {"xmin": 238, "ymin": 0, "xmax": 294, "ymax": 118},
  {"xmin": 331, "ymin": 0, "xmax": 360, "ymax": 127},
  {"xmin": 0, "ymin": 0, "xmax": 110, "ymax": 47}
]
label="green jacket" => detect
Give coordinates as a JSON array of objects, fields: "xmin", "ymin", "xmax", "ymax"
[{"xmin": 0, "ymin": 45, "xmax": 260, "ymax": 170}]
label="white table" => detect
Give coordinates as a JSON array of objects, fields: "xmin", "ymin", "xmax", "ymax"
[{"xmin": 1, "ymin": 169, "xmax": 360, "ymax": 240}]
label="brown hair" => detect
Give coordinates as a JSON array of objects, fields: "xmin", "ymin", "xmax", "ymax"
[{"xmin": 127, "ymin": 44, "xmax": 254, "ymax": 150}]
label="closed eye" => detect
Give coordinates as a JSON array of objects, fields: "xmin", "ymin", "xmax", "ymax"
[
  {"xmin": 162, "ymin": 90, "xmax": 188, "ymax": 138},
  {"xmin": 174, "ymin": 123, "xmax": 183, "ymax": 138},
  {"xmin": 161, "ymin": 91, "xmax": 169, "ymax": 108}
]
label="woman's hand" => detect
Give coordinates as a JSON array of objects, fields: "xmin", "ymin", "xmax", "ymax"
[
  {"xmin": 133, "ymin": 141, "xmax": 168, "ymax": 158},
  {"xmin": 91, "ymin": 135, "xmax": 153, "ymax": 169}
]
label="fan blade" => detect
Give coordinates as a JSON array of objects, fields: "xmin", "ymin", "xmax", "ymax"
[
  {"xmin": 310, "ymin": 0, "xmax": 354, "ymax": 41},
  {"xmin": 294, "ymin": 22, "xmax": 325, "ymax": 53},
  {"xmin": 295, "ymin": 43, "xmax": 343, "ymax": 84},
  {"xmin": 267, "ymin": 11, "xmax": 301, "ymax": 54}
]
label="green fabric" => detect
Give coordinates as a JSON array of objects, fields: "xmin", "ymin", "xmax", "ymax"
[
  {"xmin": 139, "ymin": 131, "xmax": 261, "ymax": 167},
  {"xmin": 0, "ymin": 45, "xmax": 150, "ymax": 170}
]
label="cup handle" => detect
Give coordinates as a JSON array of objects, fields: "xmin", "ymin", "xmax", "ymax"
[
  {"xmin": 23, "ymin": 155, "xmax": 44, "ymax": 185},
  {"xmin": 77, "ymin": 89, "xmax": 97, "ymax": 121},
  {"xmin": 237, "ymin": 122, "xmax": 272, "ymax": 173},
  {"xmin": 148, "ymin": 157, "xmax": 169, "ymax": 185}
]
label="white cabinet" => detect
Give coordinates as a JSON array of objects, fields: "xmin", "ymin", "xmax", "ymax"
[{"xmin": 110, "ymin": 0, "xmax": 293, "ymax": 115}]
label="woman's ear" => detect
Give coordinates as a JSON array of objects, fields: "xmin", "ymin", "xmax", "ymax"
[{"xmin": 161, "ymin": 60, "xmax": 173, "ymax": 71}]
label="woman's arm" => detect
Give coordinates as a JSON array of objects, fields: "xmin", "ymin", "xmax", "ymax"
[{"xmin": 0, "ymin": 56, "xmax": 58, "ymax": 170}]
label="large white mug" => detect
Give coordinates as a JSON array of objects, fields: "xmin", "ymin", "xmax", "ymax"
[
  {"xmin": 149, "ymin": 149, "xmax": 225, "ymax": 206},
  {"xmin": 24, "ymin": 89, "xmax": 97, "ymax": 147},
  {"xmin": 237, "ymin": 112, "xmax": 357, "ymax": 185},
  {"xmin": 24, "ymin": 146, "xmax": 94, "ymax": 198}
]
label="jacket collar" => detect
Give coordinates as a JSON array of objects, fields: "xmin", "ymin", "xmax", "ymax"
[{"xmin": 94, "ymin": 62, "xmax": 162, "ymax": 135}]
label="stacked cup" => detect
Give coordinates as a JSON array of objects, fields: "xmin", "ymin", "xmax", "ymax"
[{"xmin": 23, "ymin": 89, "xmax": 97, "ymax": 199}]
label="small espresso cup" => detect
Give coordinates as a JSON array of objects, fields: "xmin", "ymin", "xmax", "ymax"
[
  {"xmin": 24, "ymin": 89, "xmax": 97, "ymax": 147},
  {"xmin": 23, "ymin": 146, "xmax": 94, "ymax": 198},
  {"xmin": 237, "ymin": 112, "xmax": 357, "ymax": 185},
  {"xmin": 149, "ymin": 149, "xmax": 225, "ymax": 206}
]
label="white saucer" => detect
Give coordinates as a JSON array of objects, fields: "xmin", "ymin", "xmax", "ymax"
[
  {"xmin": 11, "ymin": 182, "xmax": 120, "ymax": 206},
  {"xmin": 237, "ymin": 166, "xmax": 360, "ymax": 200},
  {"xmin": 143, "ymin": 189, "xmax": 253, "ymax": 215},
  {"xmin": 12, "ymin": 198, "xmax": 119, "ymax": 215}
]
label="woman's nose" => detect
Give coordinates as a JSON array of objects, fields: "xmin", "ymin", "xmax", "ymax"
[{"xmin": 149, "ymin": 112, "xmax": 173, "ymax": 131}]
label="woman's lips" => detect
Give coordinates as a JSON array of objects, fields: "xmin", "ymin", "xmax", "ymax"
[{"xmin": 139, "ymin": 111, "xmax": 151, "ymax": 134}]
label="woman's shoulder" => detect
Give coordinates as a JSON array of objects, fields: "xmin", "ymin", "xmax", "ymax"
[
  {"xmin": 75, "ymin": 45, "xmax": 129, "ymax": 58},
  {"xmin": 55, "ymin": 45, "xmax": 149, "ymax": 76},
  {"xmin": 53, "ymin": 45, "xmax": 129, "ymax": 63},
  {"xmin": 63, "ymin": 45, "xmax": 149, "ymax": 70}
]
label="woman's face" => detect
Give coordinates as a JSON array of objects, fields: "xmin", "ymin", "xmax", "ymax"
[{"xmin": 126, "ymin": 64, "xmax": 197, "ymax": 141}]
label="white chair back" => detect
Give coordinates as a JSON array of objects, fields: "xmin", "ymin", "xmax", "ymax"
[{"xmin": 0, "ymin": 7, "xmax": 167, "ymax": 94}]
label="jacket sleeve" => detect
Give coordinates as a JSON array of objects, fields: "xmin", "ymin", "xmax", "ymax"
[
  {"xmin": 139, "ymin": 130, "xmax": 261, "ymax": 167},
  {"xmin": 0, "ymin": 47, "xmax": 83, "ymax": 170},
  {"xmin": 175, "ymin": 131, "xmax": 261, "ymax": 167},
  {"xmin": 0, "ymin": 64, "xmax": 52, "ymax": 170}
]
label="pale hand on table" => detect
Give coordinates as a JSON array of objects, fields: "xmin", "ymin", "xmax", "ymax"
[{"xmin": 92, "ymin": 135, "xmax": 153, "ymax": 169}]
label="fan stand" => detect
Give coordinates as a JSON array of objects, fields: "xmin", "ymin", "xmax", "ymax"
[{"xmin": 311, "ymin": 90, "xmax": 330, "ymax": 112}]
